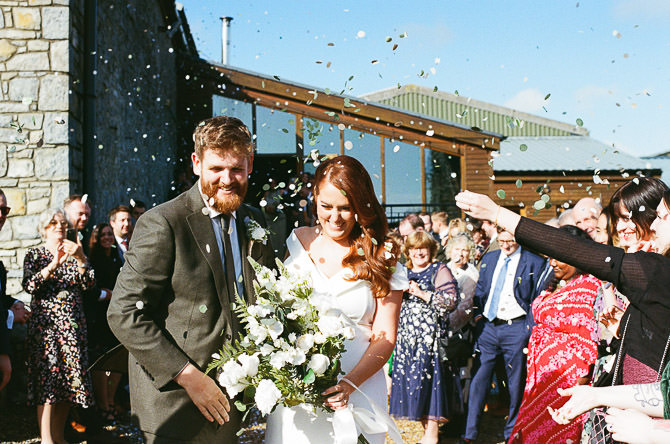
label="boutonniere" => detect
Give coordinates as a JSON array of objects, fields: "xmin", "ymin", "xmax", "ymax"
[{"xmin": 244, "ymin": 216, "xmax": 269, "ymax": 247}]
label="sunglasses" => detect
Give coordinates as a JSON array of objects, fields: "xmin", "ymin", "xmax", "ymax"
[{"xmin": 0, "ymin": 206, "xmax": 10, "ymax": 216}]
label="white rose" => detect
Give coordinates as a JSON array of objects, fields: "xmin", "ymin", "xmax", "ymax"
[
  {"xmin": 252, "ymin": 226, "xmax": 267, "ymax": 242},
  {"xmin": 248, "ymin": 304, "xmax": 273, "ymax": 318},
  {"xmin": 308, "ymin": 354, "xmax": 330, "ymax": 376},
  {"xmin": 248, "ymin": 321, "xmax": 268, "ymax": 345},
  {"xmin": 255, "ymin": 379, "xmax": 282, "ymax": 416},
  {"xmin": 238, "ymin": 354, "xmax": 259, "ymax": 377},
  {"xmin": 314, "ymin": 332, "xmax": 327, "ymax": 344},
  {"xmin": 288, "ymin": 332, "xmax": 297, "ymax": 343},
  {"xmin": 218, "ymin": 360, "xmax": 246, "ymax": 398},
  {"xmin": 259, "ymin": 343, "xmax": 275, "ymax": 356},
  {"xmin": 269, "ymin": 351, "xmax": 288, "ymax": 369},
  {"xmin": 296, "ymin": 334, "xmax": 315, "ymax": 351},
  {"xmin": 262, "ymin": 318, "xmax": 284, "ymax": 340},
  {"xmin": 286, "ymin": 347, "xmax": 306, "ymax": 365}
]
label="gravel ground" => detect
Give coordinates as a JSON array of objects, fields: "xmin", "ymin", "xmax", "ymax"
[{"xmin": 0, "ymin": 403, "xmax": 507, "ymax": 444}]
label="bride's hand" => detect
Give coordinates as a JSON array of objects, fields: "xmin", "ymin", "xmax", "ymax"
[{"xmin": 322, "ymin": 379, "xmax": 354, "ymax": 410}]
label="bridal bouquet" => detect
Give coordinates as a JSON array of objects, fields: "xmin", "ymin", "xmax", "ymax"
[{"xmin": 207, "ymin": 257, "xmax": 355, "ymax": 417}]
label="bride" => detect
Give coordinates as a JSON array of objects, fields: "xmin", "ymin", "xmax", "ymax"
[{"xmin": 265, "ymin": 155, "xmax": 407, "ymax": 443}]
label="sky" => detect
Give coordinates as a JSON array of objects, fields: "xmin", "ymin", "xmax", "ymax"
[{"xmin": 179, "ymin": 0, "xmax": 670, "ymax": 158}]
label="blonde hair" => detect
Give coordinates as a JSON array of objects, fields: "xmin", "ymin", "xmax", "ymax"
[{"xmin": 403, "ymin": 231, "xmax": 438, "ymax": 269}]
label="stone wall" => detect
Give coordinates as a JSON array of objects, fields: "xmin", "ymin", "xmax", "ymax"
[
  {"xmin": 90, "ymin": 0, "xmax": 177, "ymax": 223},
  {"xmin": 0, "ymin": 0, "xmax": 73, "ymax": 299},
  {"xmin": 0, "ymin": 0, "xmax": 180, "ymax": 299}
]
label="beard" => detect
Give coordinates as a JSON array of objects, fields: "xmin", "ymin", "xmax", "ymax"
[{"xmin": 201, "ymin": 178, "xmax": 248, "ymax": 214}]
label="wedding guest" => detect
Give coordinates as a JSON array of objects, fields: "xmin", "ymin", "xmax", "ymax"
[
  {"xmin": 510, "ymin": 225, "xmax": 601, "ymax": 443},
  {"xmin": 419, "ymin": 212, "xmax": 438, "ymax": 240},
  {"xmin": 0, "ymin": 189, "xmax": 11, "ymax": 392},
  {"xmin": 108, "ymin": 206, "xmax": 132, "ymax": 262},
  {"xmin": 572, "ymin": 197, "xmax": 602, "ymax": 240},
  {"xmin": 549, "ymin": 361, "xmax": 670, "ymax": 444},
  {"xmin": 130, "ymin": 199, "xmax": 146, "ymax": 221},
  {"xmin": 431, "ymin": 211, "xmax": 449, "ymax": 243},
  {"xmin": 446, "ymin": 232, "xmax": 478, "ymax": 332},
  {"xmin": 558, "ymin": 208, "xmax": 576, "ymax": 226},
  {"xmin": 64, "ymin": 194, "xmax": 92, "ymax": 252},
  {"xmin": 22, "ymin": 208, "xmax": 95, "ymax": 444},
  {"xmin": 461, "ymin": 228, "xmax": 545, "ymax": 443},
  {"xmin": 446, "ymin": 218, "xmax": 468, "ymax": 248},
  {"xmin": 399, "ymin": 214, "xmax": 447, "ymax": 263},
  {"xmin": 456, "ymin": 180, "xmax": 670, "ymax": 421},
  {"xmin": 87, "ymin": 223, "xmax": 123, "ymax": 423},
  {"xmin": 476, "ymin": 219, "xmax": 499, "ymax": 267},
  {"xmin": 390, "ymin": 231, "xmax": 459, "ymax": 444}
]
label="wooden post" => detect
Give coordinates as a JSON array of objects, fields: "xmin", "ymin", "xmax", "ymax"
[
  {"xmin": 380, "ymin": 138, "xmax": 386, "ymax": 204},
  {"xmin": 339, "ymin": 128, "xmax": 344, "ymax": 155}
]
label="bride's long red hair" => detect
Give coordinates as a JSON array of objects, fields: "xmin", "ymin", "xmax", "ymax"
[{"xmin": 313, "ymin": 156, "xmax": 400, "ymax": 298}]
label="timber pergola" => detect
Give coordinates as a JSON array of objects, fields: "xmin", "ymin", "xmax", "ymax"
[{"xmin": 179, "ymin": 58, "xmax": 504, "ymax": 204}]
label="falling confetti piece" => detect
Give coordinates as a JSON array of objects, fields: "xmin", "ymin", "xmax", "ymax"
[
  {"xmin": 515, "ymin": 179, "xmax": 522, "ymax": 188},
  {"xmin": 559, "ymin": 185, "xmax": 565, "ymax": 193},
  {"xmin": 393, "ymin": 145, "xmax": 400, "ymax": 153},
  {"xmin": 344, "ymin": 140, "xmax": 353, "ymax": 150},
  {"xmin": 201, "ymin": 207, "xmax": 209, "ymax": 215},
  {"xmin": 576, "ymin": 118, "xmax": 584, "ymax": 127},
  {"xmin": 605, "ymin": 257, "xmax": 611, "ymax": 262},
  {"xmin": 520, "ymin": 144, "xmax": 528, "ymax": 152},
  {"xmin": 136, "ymin": 301, "xmax": 144, "ymax": 310},
  {"xmin": 206, "ymin": 244, "xmax": 211, "ymax": 254},
  {"xmin": 199, "ymin": 304, "xmax": 208, "ymax": 313},
  {"xmin": 612, "ymin": 30, "xmax": 622, "ymax": 38},
  {"xmin": 533, "ymin": 200, "xmax": 545, "ymax": 210},
  {"xmin": 357, "ymin": 30, "xmax": 366, "ymax": 38},
  {"xmin": 340, "ymin": 189, "xmax": 347, "ymax": 196},
  {"xmin": 496, "ymin": 189, "xmax": 506, "ymax": 199},
  {"xmin": 523, "ymin": 348, "xmax": 528, "ymax": 354},
  {"xmin": 639, "ymin": 206, "xmax": 645, "ymax": 212},
  {"xmin": 357, "ymin": 248, "xmax": 364, "ymax": 256},
  {"xmin": 81, "ymin": 194, "xmax": 88, "ymax": 205},
  {"xmin": 426, "ymin": 129, "xmax": 435, "ymax": 136},
  {"xmin": 259, "ymin": 199, "xmax": 267, "ymax": 207},
  {"xmin": 633, "ymin": 178, "xmax": 640, "ymax": 185}
]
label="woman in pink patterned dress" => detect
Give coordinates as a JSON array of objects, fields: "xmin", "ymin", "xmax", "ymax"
[{"xmin": 510, "ymin": 225, "xmax": 600, "ymax": 443}]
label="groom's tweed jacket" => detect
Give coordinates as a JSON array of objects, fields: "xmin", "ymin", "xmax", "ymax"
[{"xmin": 108, "ymin": 184, "xmax": 275, "ymax": 443}]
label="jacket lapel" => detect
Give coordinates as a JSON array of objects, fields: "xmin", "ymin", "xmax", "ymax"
[
  {"xmin": 183, "ymin": 185, "xmax": 230, "ymax": 311},
  {"xmin": 513, "ymin": 249, "xmax": 528, "ymax": 294}
]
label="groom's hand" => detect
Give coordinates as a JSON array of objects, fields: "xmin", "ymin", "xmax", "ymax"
[{"xmin": 175, "ymin": 363, "xmax": 231, "ymax": 425}]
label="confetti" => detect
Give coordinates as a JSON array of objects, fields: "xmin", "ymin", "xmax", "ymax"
[
  {"xmin": 576, "ymin": 118, "xmax": 584, "ymax": 127},
  {"xmin": 515, "ymin": 179, "xmax": 522, "ymax": 188},
  {"xmin": 520, "ymin": 144, "xmax": 528, "ymax": 152},
  {"xmin": 523, "ymin": 348, "xmax": 528, "ymax": 354},
  {"xmin": 357, "ymin": 248, "xmax": 364, "ymax": 256},
  {"xmin": 426, "ymin": 129, "xmax": 435, "ymax": 136},
  {"xmin": 605, "ymin": 257, "xmax": 611, "ymax": 263},
  {"xmin": 206, "ymin": 244, "xmax": 211, "ymax": 253},
  {"xmin": 136, "ymin": 301, "xmax": 144, "ymax": 310},
  {"xmin": 344, "ymin": 140, "xmax": 353, "ymax": 150},
  {"xmin": 199, "ymin": 304, "xmax": 208, "ymax": 313},
  {"xmin": 496, "ymin": 190, "xmax": 506, "ymax": 199},
  {"xmin": 393, "ymin": 145, "xmax": 400, "ymax": 152},
  {"xmin": 357, "ymin": 30, "xmax": 366, "ymax": 38}
]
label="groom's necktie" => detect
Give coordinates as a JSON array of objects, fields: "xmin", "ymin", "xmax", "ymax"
[
  {"xmin": 485, "ymin": 256, "xmax": 511, "ymax": 321},
  {"xmin": 221, "ymin": 214, "xmax": 238, "ymax": 304}
]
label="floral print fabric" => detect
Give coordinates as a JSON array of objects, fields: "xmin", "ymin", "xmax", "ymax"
[
  {"xmin": 390, "ymin": 262, "xmax": 459, "ymax": 421},
  {"xmin": 22, "ymin": 247, "xmax": 95, "ymax": 407},
  {"xmin": 510, "ymin": 274, "xmax": 600, "ymax": 444}
]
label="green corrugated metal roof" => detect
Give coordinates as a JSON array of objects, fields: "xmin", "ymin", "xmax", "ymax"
[{"xmin": 361, "ymin": 85, "xmax": 589, "ymax": 138}]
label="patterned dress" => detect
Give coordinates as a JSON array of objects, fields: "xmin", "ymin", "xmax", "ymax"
[
  {"xmin": 510, "ymin": 274, "xmax": 600, "ymax": 444},
  {"xmin": 389, "ymin": 262, "xmax": 459, "ymax": 421},
  {"xmin": 22, "ymin": 247, "xmax": 95, "ymax": 407}
]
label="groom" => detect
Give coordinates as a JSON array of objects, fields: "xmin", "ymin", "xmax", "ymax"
[{"xmin": 108, "ymin": 116, "xmax": 275, "ymax": 443}]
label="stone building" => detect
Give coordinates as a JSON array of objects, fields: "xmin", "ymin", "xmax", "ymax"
[{"xmin": 0, "ymin": 0, "xmax": 193, "ymax": 300}]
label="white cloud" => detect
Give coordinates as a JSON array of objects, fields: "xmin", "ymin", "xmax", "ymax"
[
  {"xmin": 574, "ymin": 85, "xmax": 611, "ymax": 110},
  {"xmin": 613, "ymin": 0, "xmax": 670, "ymax": 19},
  {"xmin": 503, "ymin": 88, "xmax": 546, "ymax": 113}
]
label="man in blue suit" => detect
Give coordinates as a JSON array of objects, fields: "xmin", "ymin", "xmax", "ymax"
[{"xmin": 460, "ymin": 228, "xmax": 545, "ymax": 443}]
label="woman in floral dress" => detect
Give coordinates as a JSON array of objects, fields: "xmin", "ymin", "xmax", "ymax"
[
  {"xmin": 509, "ymin": 226, "xmax": 600, "ymax": 443},
  {"xmin": 22, "ymin": 208, "xmax": 95, "ymax": 444},
  {"xmin": 390, "ymin": 231, "xmax": 459, "ymax": 444}
]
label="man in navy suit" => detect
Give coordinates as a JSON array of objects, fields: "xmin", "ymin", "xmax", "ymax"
[{"xmin": 461, "ymin": 228, "xmax": 545, "ymax": 443}]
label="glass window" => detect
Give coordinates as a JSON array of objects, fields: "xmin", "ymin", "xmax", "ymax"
[
  {"xmin": 212, "ymin": 95, "xmax": 252, "ymax": 128},
  {"xmin": 385, "ymin": 139, "xmax": 423, "ymax": 206},
  {"xmin": 343, "ymin": 129, "xmax": 382, "ymax": 200},
  {"xmin": 256, "ymin": 106, "xmax": 296, "ymax": 154}
]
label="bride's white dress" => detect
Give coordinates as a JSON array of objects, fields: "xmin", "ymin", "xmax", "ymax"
[{"xmin": 265, "ymin": 230, "xmax": 408, "ymax": 443}]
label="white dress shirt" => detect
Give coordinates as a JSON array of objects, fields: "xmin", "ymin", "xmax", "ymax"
[{"xmin": 482, "ymin": 247, "xmax": 526, "ymax": 320}]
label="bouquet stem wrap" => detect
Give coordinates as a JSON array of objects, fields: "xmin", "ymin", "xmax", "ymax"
[{"xmin": 332, "ymin": 377, "xmax": 402, "ymax": 444}]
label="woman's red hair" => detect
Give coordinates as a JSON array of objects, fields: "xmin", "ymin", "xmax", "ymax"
[{"xmin": 314, "ymin": 156, "xmax": 400, "ymax": 298}]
